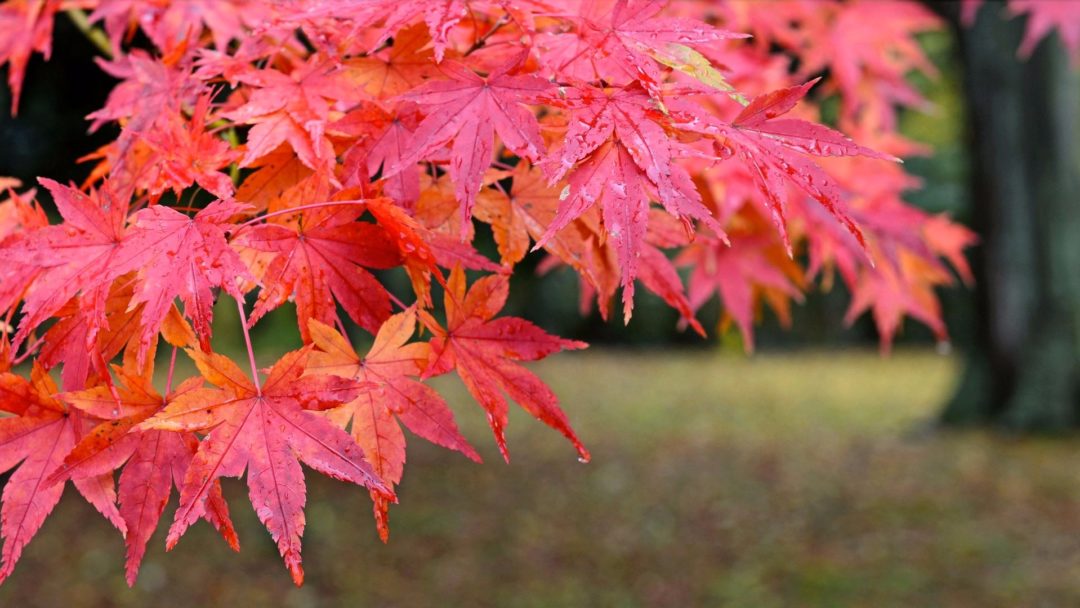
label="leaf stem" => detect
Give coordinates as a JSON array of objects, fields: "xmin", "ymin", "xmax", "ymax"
[
  {"xmin": 387, "ymin": 290, "xmax": 407, "ymax": 311},
  {"xmin": 11, "ymin": 335, "xmax": 44, "ymax": 367},
  {"xmin": 223, "ymin": 127, "xmax": 241, "ymax": 185},
  {"xmin": 234, "ymin": 296, "xmax": 262, "ymax": 394},
  {"xmin": 65, "ymin": 9, "xmax": 114, "ymax": 59},
  {"xmin": 334, "ymin": 316, "xmax": 349, "ymax": 339},
  {"xmin": 164, "ymin": 346, "xmax": 178, "ymax": 396},
  {"xmin": 231, "ymin": 200, "xmax": 371, "ymax": 233},
  {"xmin": 93, "ymin": 348, "xmax": 124, "ymax": 406}
]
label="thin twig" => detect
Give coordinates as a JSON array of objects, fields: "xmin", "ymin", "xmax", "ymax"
[
  {"xmin": 464, "ymin": 16, "xmax": 510, "ymax": 57},
  {"xmin": 65, "ymin": 9, "xmax": 114, "ymax": 59}
]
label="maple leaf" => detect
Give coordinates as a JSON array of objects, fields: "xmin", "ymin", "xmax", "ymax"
[
  {"xmin": 0, "ymin": 183, "xmax": 46, "ymax": 314},
  {"xmin": 235, "ymin": 204, "xmax": 400, "ymax": 340},
  {"xmin": 111, "ymin": 200, "xmax": 253, "ymax": 358},
  {"xmin": 337, "ymin": 101, "xmax": 424, "ymax": 209},
  {"xmin": 682, "ymin": 233, "xmax": 803, "ymax": 352},
  {"xmin": 299, "ymin": 0, "xmax": 467, "ymax": 62},
  {"xmin": 536, "ymin": 84, "xmax": 726, "ymax": 320},
  {"xmin": 474, "ymin": 187, "xmax": 530, "ymax": 267},
  {"xmin": 233, "ymin": 146, "xmax": 315, "ymax": 214},
  {"xmin": 548, "ymin": 141, "xmax": 673, "ymax": 320},
  {"xmin": 0, "ymin": 0, "xmax": 58, "ymax": 114},
  {"xmin": 224, "ymin": 56, "xmax": 366, "ymax": 174},
  {"xmin": 784, "ymin": 0, "xmax": 939, "ymax": 124},
  {"xmin": 1010, "ymin": 0, "xmax": 1080, "ymax": 60},
  {"xmin": 342, "ymin": 23, "xmax": 437, "ymax": 98},
  {"xmin": 0, "ymin": 179, "xmax": 37, "ymax": 237},
  {"xmin": 389, "ymin": 55, "xmax": 551, "ymax": 222},
  {"xmin": 138, "ymin": 95, "xmax": 238, "ymax": 200},
  {"xmin": 543, "ymin": 0, "xmax": 744, "ymax": 95},
  {"xmin": 307, "ymin": 310, "xmax": 480, "ymax": 540},
  {"xmin": 421, "ymin": 267, "xmax": 589, "ymax": 462},
  {"xmin": 923, "ymin": 214, "xmax": 978, "ymax": 286},
  {"xmin": 845, "ymin": 254, "xmax": 950, "ymax": 353},
  {"xmin": 6, "ymin": 179, "xmax": 128, "ymax": 345},
  {"xmin": 476, "ymin": 164, "xmax": 621, "ymax": 317},
  {"xmin": 91, "ymin": 0, "xmax": 251, "ymax": 55},
  {"xmin": 638, "ymin": 243, "xmax": 705, "ymax": 337},
  {"xmin": 37, "ymin": 279, "xmax": 142, "ymax": 391},
  {"xmin": 361, "ymin": 197, "xmax": 441, "ymax": 305},
  {"xmin": 0, "ymin": 364, "xmax": 126, "ymax": 583},
  {"xmin": 682, "ymin": 80, "xmax": 896, "ymax": 254},
  {"xmin": 88, "ymin": 50, "xmax": 198, "ymax": 135},
  {"xmin": 47, "ymin": 343, "xmax": 238, "ymax": 586},
  {"xmin": 139, "ymin": 346, "xmax": 392, "ymax": 585}
]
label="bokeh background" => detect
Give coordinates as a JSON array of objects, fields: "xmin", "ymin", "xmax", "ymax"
[{"xmin": 2, "ymin": 4, "xmax": 1079, "ymax": 608}]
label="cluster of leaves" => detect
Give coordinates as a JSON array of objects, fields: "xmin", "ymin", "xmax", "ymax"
[{"xmin": 0, "ymin": 0, "xmax": 991, "ymax": 587}]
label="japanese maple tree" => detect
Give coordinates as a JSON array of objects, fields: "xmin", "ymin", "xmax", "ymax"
[{"xmin": 3, "ymin": 0, "xmax": 1041, "ymax": 587}]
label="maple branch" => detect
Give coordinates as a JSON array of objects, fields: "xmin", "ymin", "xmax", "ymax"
[
  {"xmin": 235, "ymin": 297, "xmax": 262, "ymax": 393},
  {"xmin": 65, "ymin": 9, "xmax": 113, "ymax": 59},
  {"xmin": 464, "ymin": 15, "xmax": 509, "ymax": 57}
]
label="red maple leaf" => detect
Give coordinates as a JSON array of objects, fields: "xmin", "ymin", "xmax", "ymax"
[
  {"xmin": 91, "ymin": 0, "xmax": 253, "ymax": 54},
  {"xmin": 298, "ymin": 0, "xmax": 467, "ymax": 62},
  {"xmin": 224, "ymin": 56, "xmax": 366, "ymax": 174},
  {"xmin": 0, "ymin": 364, "xmax": 126, "ymax": 583},
  {"xmin": 543, "ymin": 0, "xmax": 743, "ymax": 94},
  {"xmin": 536, "ymin": 84, "xmax": 724, "ymax": 320},
  {"xmin": 390, "ymin": 55, "xmax": 551, "ymax": 222},
  {"xmin": 235, "ymin": 204, "xmax": 400, "ymax": 340},
  {"xmin": 139, "ymin": 346, "xmax": 392, "ymax": 585},
  {"xmin": 7, "ymin": 179, "xmax": 128, "ymax": 344},
  {"xmin": 112, "ymin": 199, "xmax": 252, "ymax": 358},
  {"xmin": 844, "ymin": 253, "xmax": 950, "ymax": 352},
  {"xmin": 682, "ymin": 233, "xmax": 803, "ymax": 352},
  {"xmin": 476, "ymin": 164, "xmax": 621, "ymax": 317},
  {"xmin": 47, "ymin": 341, "xmax": 239, "ymax": 586},
  {"xmin": 337, "ymin": 101, "xmax": 424, "ymax": 209},
  {"xmin": 36, "ymin": 279, "xmax": 141, "ymax": 391},
  {"xmin": 0, "ymin": 183, "xmax": 46, "ymax": 317},
  {"xmin": 682, "ymin": 80, "xmax": 895, "ymax": 253},
  {"xmin": 1010, "ymin": 0, "xmax": 1080, "ymax": 59},
  {"xmin": 307, "ymin": 309, "xmax": 480, "ymax": 540},
  {"xmin": 0, "ymin": 0, "xmax": 58, "ymax": 113},
  {"xmin": 138, "ymin": 95, "xmax": 238, "ymax": 200},
  {"xmin": 342, "ymin": 23, "xmax": 437, "ymax": 99},
  {"xmin": 420, "ymin": 267, "xmax": 589, "ymax": 462}
]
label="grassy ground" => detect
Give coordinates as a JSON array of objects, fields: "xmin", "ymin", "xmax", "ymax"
[{"xmin": 2, "ymin": 349, "xmax": 1079, "ymax": 607}]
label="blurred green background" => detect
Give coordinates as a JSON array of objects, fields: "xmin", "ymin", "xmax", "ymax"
[{"xmin": 5, "ymin": 14, "xmax": 1072, "ymax": 608}]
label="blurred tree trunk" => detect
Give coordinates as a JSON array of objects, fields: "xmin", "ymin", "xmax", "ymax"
[{"xmin": 934, "ymin": 3, "xmax": 1080, "ymax": 429}]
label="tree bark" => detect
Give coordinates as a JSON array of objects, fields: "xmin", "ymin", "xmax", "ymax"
[{"xmin": 938, "ymin": 3, "xmax": 1080, "ymax": 430}]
